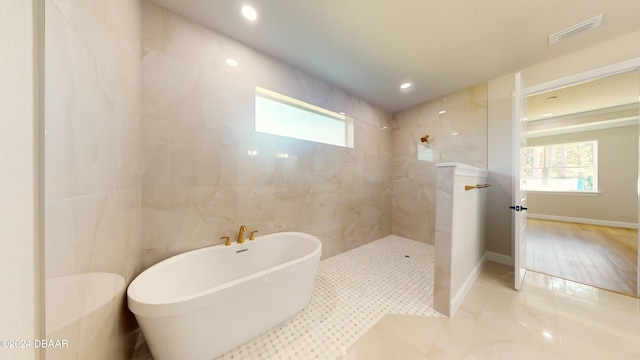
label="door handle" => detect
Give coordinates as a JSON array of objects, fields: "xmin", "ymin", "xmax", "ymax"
[{"xmin": 509, "ymin": 205, "xmax": 528, "ymax": 211}]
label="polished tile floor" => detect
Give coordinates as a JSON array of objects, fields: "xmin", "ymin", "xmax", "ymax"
[{"xmin": 344, "ymin": 262, "xmax": 640, "ymax": 359}]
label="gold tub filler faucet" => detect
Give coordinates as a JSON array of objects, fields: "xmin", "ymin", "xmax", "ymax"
[
  {"xmin": 222, "ymin": 225, "xmax": 258, "ymax": 246},
  {"xmin": 237, "ymin": 225, "xmax": 248, "ymax": 244}
]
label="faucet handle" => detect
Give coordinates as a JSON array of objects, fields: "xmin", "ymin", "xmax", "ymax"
[
  {"xmin": 249, "ymin": 230, "xmax": 258, "ymax": 240},
  {"xmin": 221, "ymin": 236, "xmax": 231, "ymax": 246}
]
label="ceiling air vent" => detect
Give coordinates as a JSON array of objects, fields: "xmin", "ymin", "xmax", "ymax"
[{"xmin": 549, "ymin": 14, "xmax": 603, "ymax": 44}]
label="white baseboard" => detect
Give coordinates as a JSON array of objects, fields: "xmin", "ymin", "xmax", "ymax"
[
  {"xmin": 449, "ymin": 253, "xmax": 487, "ymax": 317},
  {"xmin": 487, "ymin": 251, "xmax": 513, "ymax": 266},
  {"xmin": 527, "ymin": 213, "xmax": 637, "ymax": 229}
]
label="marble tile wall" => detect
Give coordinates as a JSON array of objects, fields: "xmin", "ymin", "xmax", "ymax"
[
  {"xmin": 140, "ymin": 0, "xmax": 392, "ymax": 266},
  {"xmin": 44, "ymin": 0, "xmax": 141, "ymax": 359},
  {"xmin": 391, "ymin": 84, "xmax": 488, "ymax": 243}
]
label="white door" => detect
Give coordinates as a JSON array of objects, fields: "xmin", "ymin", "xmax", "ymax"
[
  {"xmin": 513, "ymin": 72, "xmax": 528, "ymax": 291},
  {"xmin": 637, "ymin": 86, "xmax": 640, "ymax": 298}
]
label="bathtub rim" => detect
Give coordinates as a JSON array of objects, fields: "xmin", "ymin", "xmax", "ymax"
[{"xmin": 127, "ymin": 231, "xmax": 321, "ymax": 316}]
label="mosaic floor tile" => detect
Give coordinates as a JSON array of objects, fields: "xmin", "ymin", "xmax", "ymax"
[{"xmin": 131, "ymin": 235, "xmax": 441, "ymax": 360}]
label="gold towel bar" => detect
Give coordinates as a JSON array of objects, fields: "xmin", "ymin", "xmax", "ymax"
[{"xmin": 465, "ymin": 184, "xmax": 490, "ymax": 191}]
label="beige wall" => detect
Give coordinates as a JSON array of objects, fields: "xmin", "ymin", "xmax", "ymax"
[
  {"xmin": 44, "ymin": 0, "xmax": 141, "ymax": 358},
  {"xmin": 141, "ymin": 0, "xmax": 392, "ymax": 265},
  {"xmin": 391, "ymin": 84, "xmax": 487, "ymax": 243},
  {"xmin": 527, "ymin": 126, "xmax": 638, "ymax": 225},
  {"xmin": 487, "ymin": 30, "xmax": 640, "ymax": 257},
  {"xmin": 0, "ymin": 1, "xmax": 43, "ymax": 359}
]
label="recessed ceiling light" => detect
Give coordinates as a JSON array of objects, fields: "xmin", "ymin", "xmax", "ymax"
[
  {"xmin": 225, "ymin": 58, "xmax": 238, "ymax": 67},
  {"xmin": 543, "ymin": 113, "xmax": 553, "ymax": 117},
  {"xmin": 451, "ymin": 132, "xmax": 459, "ymax": 136},
  {"xmin": 400, "ymin": 82, "xmax": 412, "ymax": 90},
  {"xmin": 241, "ymin": 5, "xmax": 258, "ymax": 21},
  {"xmin": 439, "ymin": 110, "xmax": 447, "ymax": 115}
]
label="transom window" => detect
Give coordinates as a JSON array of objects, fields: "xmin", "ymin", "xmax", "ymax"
[
  {"xmin": 255, "ymin": 86, "xmax": 354, "ymax": 148},
  {"xmin": 525, "ymin": 140, "xmax": 598, "ymax": 192}
]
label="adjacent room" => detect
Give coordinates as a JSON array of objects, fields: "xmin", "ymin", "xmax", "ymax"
[{"xmin": 525, "ymin": 70, "xmax": 639, "ymax": 296}]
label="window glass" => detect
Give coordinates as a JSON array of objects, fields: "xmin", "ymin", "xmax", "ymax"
[
  {"xmin": 525, "ymin": 141, "xmax": 597, "ymax": 192},
  {"xmin": 255, "ymin": 86, "xmax": 354, "ymax": 148}
]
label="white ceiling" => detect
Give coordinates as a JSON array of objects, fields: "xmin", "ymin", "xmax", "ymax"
[
  {"xmin": 526, "ymin": 69, "xmax": 639, "ymax": 137},
  {"xmin": 528, "ymin": 69, "xmax": 640, "ymax": 121},
  {"xmin": 150, "ymin": 0, "xmax": 640, "ymax": 113}
]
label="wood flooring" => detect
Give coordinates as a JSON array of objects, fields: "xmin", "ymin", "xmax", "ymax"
[{"xmin": 526, "ymin": 218, "xmax": 638, "ymax": 296}]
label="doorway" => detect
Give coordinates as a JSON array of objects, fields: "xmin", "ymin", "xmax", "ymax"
[{"xmin": 523, "ymin": 68, "xmax": 640, "ymax": 296}]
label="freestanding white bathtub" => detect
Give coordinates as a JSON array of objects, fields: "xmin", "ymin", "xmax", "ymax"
[{"xmin": 127, "ymin": 232, "xmax": 322, "ymax": 360}]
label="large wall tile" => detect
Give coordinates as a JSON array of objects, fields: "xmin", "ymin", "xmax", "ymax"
[
  {"xmin": 141, "ymin": 0, "xmax": 392, "ymax": 265},
  {"xmin": 44, "ymin": 0, "xmax": 141, "ymax": 359},
  {"xmin": 391, "ymin": 84, "xmax": 487, "ymax": 243}
]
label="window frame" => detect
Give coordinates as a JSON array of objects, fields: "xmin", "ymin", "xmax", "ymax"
[
  {"xmin": 525, "ymin": 140, "xmax": 599, "ymax": 194},
  {"xmin": 254, "ymin": 86, "xmax": 354, "ymax": 148}
]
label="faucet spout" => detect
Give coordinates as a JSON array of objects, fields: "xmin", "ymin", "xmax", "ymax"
[{"xmin": 237, "ymin": 225, "xmax": 248, "ymax": 244}]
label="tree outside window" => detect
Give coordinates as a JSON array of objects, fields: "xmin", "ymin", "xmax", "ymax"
[{"xmin": 525, "ymin": 141, "xmax": 597, "ymax": 192}]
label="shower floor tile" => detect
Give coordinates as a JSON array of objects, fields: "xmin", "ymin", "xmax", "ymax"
[{"xmin": 131, "ymin": 235, "xmax": 441, "ymax": 360}]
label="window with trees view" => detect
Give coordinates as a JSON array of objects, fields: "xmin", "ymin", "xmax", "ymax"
[{"xmin": 525, "ymin": 141, "xmax": 597, "ymax": 192}]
